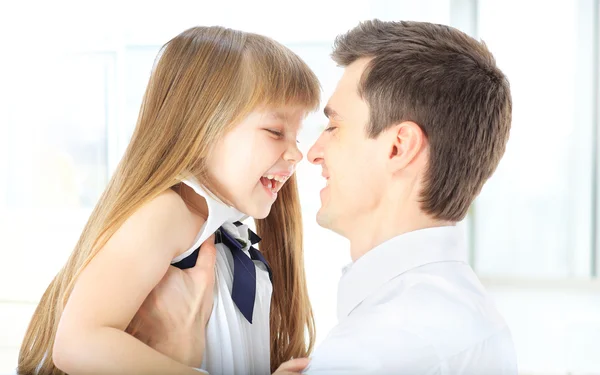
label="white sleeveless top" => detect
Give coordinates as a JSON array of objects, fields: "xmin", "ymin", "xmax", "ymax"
[{"xmin": 171, "ymin": 178, "xmax": 272, "ymax": 375}]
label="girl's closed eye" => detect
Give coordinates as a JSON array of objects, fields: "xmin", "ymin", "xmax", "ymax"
[{"xmin": 265, "ymin": 129, "xmax": 284, "ymax": 138}]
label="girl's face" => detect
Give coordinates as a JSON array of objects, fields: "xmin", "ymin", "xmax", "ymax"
[{"xmin": 207, "ymin": 106, "xmax": 306, "ymax": 219}]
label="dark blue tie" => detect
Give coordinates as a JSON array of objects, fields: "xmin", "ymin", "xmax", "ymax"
[{"xmin": 171, "ymin": 222, "xmax": 272, "ymax": 324}]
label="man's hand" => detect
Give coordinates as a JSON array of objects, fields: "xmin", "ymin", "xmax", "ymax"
[
  {"xmin": 126, "ymin": 235, "xmax": 217, "ymax": 368},
  {"xmin": 273, "ymin": 358, "xmax": 310, "ymax": 375}
]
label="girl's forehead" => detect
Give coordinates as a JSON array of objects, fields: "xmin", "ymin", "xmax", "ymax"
[{"xmin": 259, "ymin": 105, "xmax": 309, "ymax": 123}]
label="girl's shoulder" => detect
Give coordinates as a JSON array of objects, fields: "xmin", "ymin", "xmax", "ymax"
[
  {"xmin": 130, "ymin": 188, "xmax": 205, "ymax": 259},
  {"xmin": 161, "ymin": 186, "xmax": 207, "ymax": 259}
]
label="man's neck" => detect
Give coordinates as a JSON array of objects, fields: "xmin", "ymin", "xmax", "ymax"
[{"xmin": 347, "ymin": 201, "xmax": 453, "ymax": 262}]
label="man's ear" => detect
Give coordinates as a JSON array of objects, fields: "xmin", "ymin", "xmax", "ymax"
[{"xmin": 387, "ymin": 121, "xmax": 426, "ymax": 172}]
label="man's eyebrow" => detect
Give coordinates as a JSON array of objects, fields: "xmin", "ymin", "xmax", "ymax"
[{"xmin": 324, "ymin": 106, "xmax": 341, "ymax": 119}]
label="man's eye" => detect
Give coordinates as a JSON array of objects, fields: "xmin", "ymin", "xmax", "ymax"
[{"xmin": 325, "ymin": 126, "xmax": 337, "ymax": 132}]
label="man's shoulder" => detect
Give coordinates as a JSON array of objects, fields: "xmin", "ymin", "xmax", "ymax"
[
  {"xmin": 307, "ymin": 263, "xmax": 517, "ymax": 374},
  {"xmin": 345, "ymin": 262, "xmax": 512, "ymax": 356}
]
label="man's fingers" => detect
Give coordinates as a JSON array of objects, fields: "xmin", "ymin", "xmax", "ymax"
[
  {"xmin": 275, "ymin": 358, "xmax": 310, "ymax": 374},
  {"xmin": 187, "ymin": 234, "xmax": 217, "ymax": 282}
]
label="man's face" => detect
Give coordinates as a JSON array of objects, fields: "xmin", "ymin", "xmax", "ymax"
[{"xmin": 307, "ymin": 58, "xmax": 388, "ymax": 236}]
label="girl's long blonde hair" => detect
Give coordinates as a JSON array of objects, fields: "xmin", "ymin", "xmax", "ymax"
[{"xmin": 18, "ymin": 26, "xmax": 320, "ymax": 375}]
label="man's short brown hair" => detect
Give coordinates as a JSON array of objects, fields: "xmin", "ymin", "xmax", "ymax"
[{"xmin": 332, "ymin": 19, "xmax": 512, "ymax": 222}]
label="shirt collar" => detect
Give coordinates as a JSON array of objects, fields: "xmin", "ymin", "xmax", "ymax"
[
  {"xmin": 180, "ymin": 177, "xmax": 248, "ymax": 249},
  {"xmin": 337, "ymin": 225, "xmax": 468, "ymax": 320}
]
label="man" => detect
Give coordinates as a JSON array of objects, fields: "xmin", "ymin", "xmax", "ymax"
[{"xmin": 133, "ymin": 19, "xmax": 517, "ymax": 374}]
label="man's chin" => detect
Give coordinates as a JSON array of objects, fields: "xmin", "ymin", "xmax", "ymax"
[{"xmin": 315, "ymin": 208, "xmax": 332, "ymax": 229}]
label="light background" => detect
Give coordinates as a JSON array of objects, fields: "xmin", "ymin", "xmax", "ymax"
[{"xmin": 1, "ymin": 0, "xmax": 599, "ymax": 373}]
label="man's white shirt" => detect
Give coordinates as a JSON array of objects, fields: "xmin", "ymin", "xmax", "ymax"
[{"xmin": 305, "ymin": 226, "xmax": 518, "ymax": 375}]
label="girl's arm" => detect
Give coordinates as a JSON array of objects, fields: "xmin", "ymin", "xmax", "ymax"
[
  {"xmin": 127, "ymin": 234, "xmax": 217, "ymax": 368},
  {"xmin": 53, "ymin": 189, "xmax": 207, "ymax": 375}
]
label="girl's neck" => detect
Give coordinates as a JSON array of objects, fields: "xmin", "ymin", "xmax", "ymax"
[{"xmin": 172, "ymin": 183, "xmax": 209, "ymax": 220}]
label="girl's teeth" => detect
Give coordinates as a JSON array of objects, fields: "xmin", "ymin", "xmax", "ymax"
[{"xmin": 264, "ymin": 174, "xmax": 287, "ymax": 183}]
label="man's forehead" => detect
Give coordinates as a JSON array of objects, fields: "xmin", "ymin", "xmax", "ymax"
[
  {"xmin": 341, "ymin": 58, "xmax": 371, "ymax": 85},
  {"xmin": 326, "ymin": 82, "xmax": 360, "ymax": 120},
  {"xmin": 330, "ymin": 65, "xmax": 367, "ymax": 107},
  {"xmin": 347, "ymin": 57, "xmax": 372, "ymax": 75}
]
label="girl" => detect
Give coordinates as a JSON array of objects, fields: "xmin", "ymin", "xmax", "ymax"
[{"xmin": 18, "ymin": 25, "xmax": 320, "ymax": 375}]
